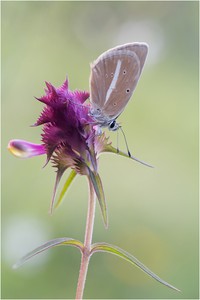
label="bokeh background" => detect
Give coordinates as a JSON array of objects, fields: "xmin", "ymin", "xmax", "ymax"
[{"xmin": 2, "ymin": 1, "xmax": 198, "ymax": 299}]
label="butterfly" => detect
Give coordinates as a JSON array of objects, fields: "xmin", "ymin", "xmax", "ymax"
[{"xmin": 89, "ymin": 42, "xmax": 148, "ymax": 132}]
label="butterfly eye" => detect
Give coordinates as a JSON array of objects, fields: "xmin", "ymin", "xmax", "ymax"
[
  {"xmin": 123, "ymin": 70, "xmax": 127, "ymax": 75},
  {"xmin": 113, "ymin": 102, "xmax": 117, "ymax": 107},
  {"xmin": 126, "ymin": 88, "xmax": 130, "ymax": 93},
  {"xmin": 109, "ymin": 120, "xmax": 116, "ymax": 129}
]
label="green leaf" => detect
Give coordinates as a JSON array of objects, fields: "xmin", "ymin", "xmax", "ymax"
[
  {"xmin": 103, "ymin": 144, "xmax": 153, "ymax": 168},
  {"xmin": 87, "ymin": 169, "xmax": 108, "ymax": 228},
  {"xmin": 55, "ymin": 170, "xmax": 77, "ymax": 209},
  {"xmin": 50, "ymin": 167, "xmax": 66, "ymax": 214},
  {"xmin": 91, "ymin": 242, "xmax": 180, "ymax": 292},
  {"xmin": 13, "ymin": 238, "xmax": 83, "ymax": 269}
]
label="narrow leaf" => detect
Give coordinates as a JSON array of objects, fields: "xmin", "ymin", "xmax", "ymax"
[
  {"xmin": 55, "ymin": 169, "xmax": 77, "ymax": 209},
  {"xmin": 13, "ymin": 238, "xmax": 83, "ymax": 269},
  {"xmin": 103, "ymin": 144, "xmax": 153, "ymax": 168},
  {"xmin": 87, "ymin": 169, "xmax": 108, "ymax": 228},
  {"xmin": 91, "ymin": 242, "xmax": 180, "ymax": 292},
  {"xmin": 49, "ymin": 167, "xmax": 66, "ymax": 214}
]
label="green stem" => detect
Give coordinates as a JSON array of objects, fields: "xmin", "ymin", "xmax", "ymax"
[{"xmin": 75, "ymin": 178, "xmax": 96, "ymax": 299}]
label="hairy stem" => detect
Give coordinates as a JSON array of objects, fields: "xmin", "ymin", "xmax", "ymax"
[{"xmin": 75, "ymin": 178, "xmax": 96, "ymax": 299}]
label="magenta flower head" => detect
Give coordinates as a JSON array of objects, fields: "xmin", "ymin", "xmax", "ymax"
[{"xmin": 9, "ymin": 80, "xmax": 96, "ymax": 215}]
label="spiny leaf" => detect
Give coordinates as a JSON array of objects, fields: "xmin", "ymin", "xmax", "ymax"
[
  {"xmin": 55, "ymin": 169, "xmax": 77, "ymax": 209},
  {"xmin": 87, "ymin": 168, "xmax": 108, "ymax": 228},
  {"xmin": 90, "ymin": 242, "xmax": 180, "ymax": 292},
  {"xmin": 13, "ymin": 238, "xmax": 83, "ymax": 269},
  {"xmin": 103, "ymin": 144, "xmax": 153, "ymax": 168}
]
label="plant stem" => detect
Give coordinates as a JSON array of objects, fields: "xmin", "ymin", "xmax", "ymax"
[{"xmin": 75, "ymin": 178, "xmax": 96, "ymax": 300}]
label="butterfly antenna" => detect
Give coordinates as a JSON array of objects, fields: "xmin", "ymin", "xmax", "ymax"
[
  {"xmin": 116, "ymin": 129, "xmax": 120, "ymax": 153},
  {"xmin": 119, "ymin": 126, "xmax": 131, "ymax": 157}
]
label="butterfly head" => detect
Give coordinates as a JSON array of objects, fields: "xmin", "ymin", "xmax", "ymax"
[{"xmin": 89, "ymin": 107, "xmax": 120, "ymax": 131}]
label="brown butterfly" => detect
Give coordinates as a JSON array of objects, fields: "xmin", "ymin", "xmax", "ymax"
[{"xmin": 89, "ymin": 42, "xmax": 148, "ymax": 131}]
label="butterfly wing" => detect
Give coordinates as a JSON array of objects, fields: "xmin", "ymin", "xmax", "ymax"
[
  {"xmin": 89, "ymin": 50, "xmax": 126, "ymax": 111},
  {"xmin": 101, "ymin": 50, "xmax": 141, "ymax": 118},
  {"xmin": 112, "ymin": 42, "xmax": 148, "ymax": 75},
  {"xmin": 89, "ymin": 43, "xmax": 148, "ymax": 119}
]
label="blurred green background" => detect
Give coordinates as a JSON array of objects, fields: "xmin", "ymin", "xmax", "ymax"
[{"xmin": 2, "ymin": 1, "xmax": 198, "ymax": 299}]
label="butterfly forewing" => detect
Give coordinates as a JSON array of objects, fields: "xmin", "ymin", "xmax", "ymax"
[
  {"xmin": 89, "ymin": 42, "xmax": 148, "ymax": 124},
  {"xmin": 113, "ymin": 43, "xmax": 148, "ymax": 75},
  {"xmin": 101, "ymin": 51, "xmax": 141, "ymax": 118},
  {"xmin": 90, "ymin": 53, "xmax": 118, "ymax": 110}
]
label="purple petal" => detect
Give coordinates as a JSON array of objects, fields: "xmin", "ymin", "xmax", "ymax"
[
  {"xmin": 8, "ymin": 139, "xmax": 46, "ymax": 158},
  {"xmin": 59, "ymin": 78, "xmax": 69, "ymax": 92},
  {"xmin": 73, "ymin": 90, "xmax": 90, "ymax": 104}
]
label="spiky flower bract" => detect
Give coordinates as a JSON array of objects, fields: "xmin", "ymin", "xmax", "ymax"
[{"xmin": 8, "ymin": 78, "xmax": 112, "ymax": 224}]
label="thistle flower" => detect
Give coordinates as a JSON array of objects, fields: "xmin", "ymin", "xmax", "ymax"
[
  {"xmin": 8, "ymin": 78, "xmax": 179, "ymax": 298},
  {"xmin": 9, "ymin": 79, "xmax": 107, "ymax": 223}
]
